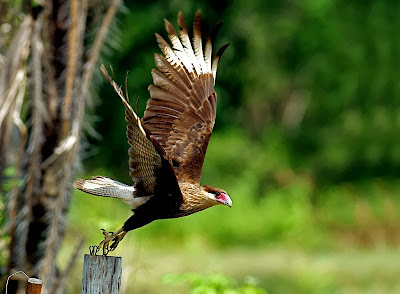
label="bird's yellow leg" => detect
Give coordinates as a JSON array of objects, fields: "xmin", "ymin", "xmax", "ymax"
[{"xmin": 96, "ymin": 227, "xmax": 127, "ymax": 255}]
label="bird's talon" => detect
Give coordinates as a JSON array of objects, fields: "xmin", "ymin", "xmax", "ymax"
[
  {"xmin": 103, "ymin": 246, "xmax": 110, "ymax": 255},
  {"xmin": 110, "ymin": 241, "xmax": 118, "ymax": 250},
  {"xmin": 95, "ymin": 228, "xmax": 126, "ymax": 255},
  {"xmin": 89, "ymin": 245, "xmax": 99, "ymax": 255}
]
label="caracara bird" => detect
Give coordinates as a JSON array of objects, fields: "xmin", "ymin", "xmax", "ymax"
[{"xmin": 73, "ymin": 10, "xmax": 231, "ymax": 254}]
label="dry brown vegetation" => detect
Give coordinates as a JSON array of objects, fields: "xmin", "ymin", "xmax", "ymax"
[{"xmin": 0, "ymin": 1, "xmax": 122, "ymax": 292}]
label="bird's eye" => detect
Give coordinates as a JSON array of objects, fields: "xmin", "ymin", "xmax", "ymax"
[{"xmin": 215, "ymin": 192, "xmax": 220, "ymax": 197}]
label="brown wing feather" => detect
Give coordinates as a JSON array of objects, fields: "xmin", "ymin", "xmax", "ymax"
[
  {"xmin": 142, "ymin": 10, "xmax": 228, "ymax": 185},
  {"xmin": 126, "ymin": 110, "xmax": 162, "ymax": 196},
  {"xmin": 100, "ymin": 65, "xmax": 162, "ymax": 196}
]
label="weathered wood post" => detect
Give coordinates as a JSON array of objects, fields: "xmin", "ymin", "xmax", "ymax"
[
  {"xmin": 25, "ymin": 278, "xmax": 43, "ymax": 294},
  {"xmin": 81, "ymin": 255, "xmax": 122, "ymax": 294}
]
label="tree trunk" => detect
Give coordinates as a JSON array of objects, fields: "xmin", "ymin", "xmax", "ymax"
[{"xmin": 0, "ymin": 0, "xmax": 122, "ymax": 293}]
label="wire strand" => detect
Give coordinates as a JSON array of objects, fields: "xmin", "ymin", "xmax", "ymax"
[{"xmin": 5, "ymin": 271, "xmax": 29, "ymax": 294}]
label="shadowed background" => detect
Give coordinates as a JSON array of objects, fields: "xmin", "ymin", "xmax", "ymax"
[
  {"xmin": 67, "ymin": 1, "xmax": 400, "ymax": 293},
  {"xmin": 69, "ymin": 1, "xmax": 400, "ymax": 293}
]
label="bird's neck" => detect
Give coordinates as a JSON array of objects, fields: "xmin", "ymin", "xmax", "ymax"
[{"xmin": 178, "ymin": 183, "xmax": 217, "ymax": 215}]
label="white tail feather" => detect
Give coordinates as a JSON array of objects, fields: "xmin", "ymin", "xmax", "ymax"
[{"xmin": 73, "ymin": 176, "xmax": 151, "ymax": 209}]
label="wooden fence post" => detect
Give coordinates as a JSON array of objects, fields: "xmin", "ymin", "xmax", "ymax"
[
  {"xmin": 81, "ymin": 254, "xmax": 122, "ymax": 294},
  {"xmin": 25, "ymin": 278, "xmax": 43, "ymax": 294}
]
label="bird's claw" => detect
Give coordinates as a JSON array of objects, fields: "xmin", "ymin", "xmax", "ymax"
[
  {"xmin": 89, "ymin": 228, "xmax": 126, "ymax": 256},
  {"xmin": 88, "ymin": 230, "xmax": 113, "ymax": 256},
  {"xmin": 98, "ymin": 229, "xmax": 112, "ymax": 255},
  {"xmin": 89, "ymin": 245, "xmax": 99, "ymax": 255}
]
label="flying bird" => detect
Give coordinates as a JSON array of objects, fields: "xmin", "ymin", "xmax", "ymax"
[{"xmin": 73, "ymin": 10, "xmax": 231, "ymax": 255}]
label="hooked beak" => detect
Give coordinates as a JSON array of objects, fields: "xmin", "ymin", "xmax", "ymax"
[
  {"xmin": 225, "ymin": 198, "xmax": 232, "ymax": 208},
  {"xmin": 222, "ymin": 193, "xmax": 232, "ymax": 208}
]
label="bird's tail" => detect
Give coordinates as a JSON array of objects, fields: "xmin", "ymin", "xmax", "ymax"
[
  {"xmin": 73, "ymin": 176, "xmax": 135, "ymax": 199},
  {"xmin": 73, "ymin": 176, "xmax": 152, "ymax": 210}
]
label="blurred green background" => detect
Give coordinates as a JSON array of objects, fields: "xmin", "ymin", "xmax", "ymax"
[{"xmin": 64, "ymin": 0, "xmax": 400, "ymax": 293}]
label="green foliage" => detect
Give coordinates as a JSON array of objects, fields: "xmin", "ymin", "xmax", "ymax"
[
  {"xmin": 1, "ymin": 167, "xmax": 23, "ymax": 228},
  {"xmin": 67, "ymin": 0, "xmax": 400, "ymax": 252},
  {"xmin": 90, "ymin": 0, "xmax": 400, "ymax": 191},
  {"xmin": 66, "ymin": 1, "xmax": 400, "ymax": 292},
  {"xmin": 1, "ymin": 167, "xmax": 23, "ymax": 192},
  {"xmin": 0, "ymin": 167, "xmax": 23, "ymax": 267},
  {"xmin": 163, "ymin": 272, "xmax": 267, "ymax": 294}
]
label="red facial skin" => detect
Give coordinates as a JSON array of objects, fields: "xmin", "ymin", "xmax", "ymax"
[{"xmin": 216, "ymin": 192, "xmax": 232, "ymax": 207}]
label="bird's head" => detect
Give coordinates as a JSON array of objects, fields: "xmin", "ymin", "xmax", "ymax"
[{"xmin": 201, "ymin": 185, "xmax": 232, "ymax": 208}]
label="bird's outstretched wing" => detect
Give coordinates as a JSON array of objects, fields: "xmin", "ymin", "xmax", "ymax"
[
  {"xmin": 142, "ymin": 11, "xmax": 229, "ymax": 185},
  {"xmin": 100, "ymin": 65, "xmax": 162, "ymax": 197}
]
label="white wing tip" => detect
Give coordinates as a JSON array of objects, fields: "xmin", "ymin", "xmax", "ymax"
[{"xmin": 160, "ymin": 11, "xmax": 222, "ymax": 77}]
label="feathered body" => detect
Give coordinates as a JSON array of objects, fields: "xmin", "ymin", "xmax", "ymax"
[{"xmin": 73, "ymin": 11, "xmax": 231, "ymax": 252}]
